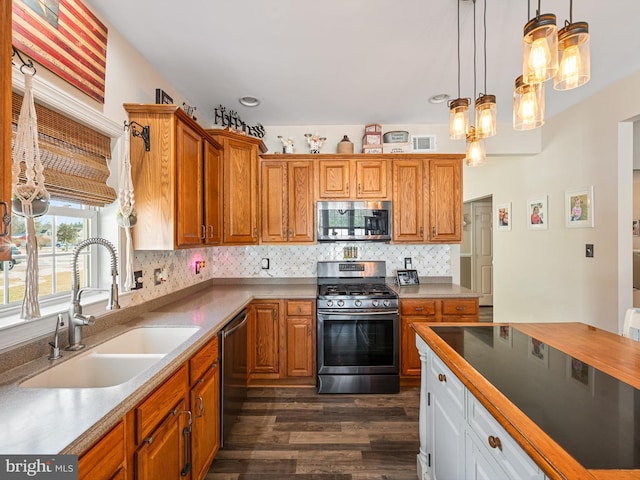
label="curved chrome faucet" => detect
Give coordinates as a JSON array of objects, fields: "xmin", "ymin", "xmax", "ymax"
[{"xmin": 66, "ymin": 238, "xmax": 120, "ymax": 351}]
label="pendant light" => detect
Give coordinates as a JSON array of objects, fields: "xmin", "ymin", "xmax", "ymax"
[
  {"xmin": 475, "ymin": 0, "xmax": 496, "ymax": 139},
  {"xmin": 554, "ymin": 0, "xmax": 590, "ymax": 91},
  {"xmin": 449, "ymin": 0, "xmax": 470, "ymax": 140},
  {"xmin": 465, "ymin": 127, "xmax": 486, "ymax": 167},
  {"xmin": 522, "ymin": 0, "xmax": 558, "ymax": 84},
  {"xmin": 513, "ymin": 75, "xmax": 545, "ymax": 130}
]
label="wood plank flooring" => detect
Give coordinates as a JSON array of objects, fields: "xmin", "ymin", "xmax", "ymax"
[{"xmin": 206, "ymin": 387, "xmax": 420, "ymax": 480}]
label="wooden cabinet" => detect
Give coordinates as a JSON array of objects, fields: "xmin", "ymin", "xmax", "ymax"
[
  {"xmin": 248, "ymin": 300, "xmax": 282, "ymax": 378},
  {"xmin": 285, "ymin": 300, "xmax": 315, "ymax": 378},
  {"xmin": 78, "ymin": 420, "xmax": 126, "ymax": 480},
  {"xmin": 0, "ymin": 1, "xmax": 11, "ymax": 259},
  {"xmin": 133, "ymin": 365, "xmax": 189, "ymax": 479},
  {"xmin": 393, "ymin": 156, "xmax": 463, "ymax": 244},
  {"xmin": 203, "ymin": 139, "xmax": 223, "ymax": 245},
  {"xmin": 400, "ymin": 298, "xmax": 478, "ymax": 380},
  {"xmin": 189, "ymin": 337, "xmax": 220, "ymax": 480},
  {"xmin": 261, "ymin": 160, "xmax": 314, "ymax": 243},
  {"xmin": 317, "ymin": 157, "xmax": 389, "ymax": 199},
  {"xmin": 123, "ymin": 104, "xmax": 223, "ymax": 250},
  {"xmin": 248, "ymin": 299, "xmax": 316, "ymax": 385},
  {"xmin": 208, "ymin": 130, "xmax": 266, "ymax": 245}
]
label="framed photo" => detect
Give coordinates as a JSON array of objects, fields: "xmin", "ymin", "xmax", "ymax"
[
  {"xmin": 565, "ymin": 186, "xmax": 594, "ymax": 228},
  {"xmin": 396, "ymin": 269, "xmax": 419, "ymax": 286},
  {"xmin": 634, "ymin": 220, "xmax": 640, "ymax": 237},
  {"xmin": 496, "ymin": 203, "xmax": 511, "ymax": 231},
  {"xmin": 155, "ymin": 88, "xmax": 173, "ymax": 104},
  {"xmin": 527, "ymin": 196, "xmax": 548, "ymax": 230}
]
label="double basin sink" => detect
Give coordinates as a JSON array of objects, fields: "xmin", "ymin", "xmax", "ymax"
[{"xmin": 20, "ymin": 327, "xmax": 200, "ymax": 389}]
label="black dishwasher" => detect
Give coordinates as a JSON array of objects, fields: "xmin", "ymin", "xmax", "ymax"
[{"xmin": 219, "ymin": 309, "xmax": 248, "ymax": 447}]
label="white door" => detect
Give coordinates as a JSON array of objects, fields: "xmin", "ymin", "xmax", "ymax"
[{"xmin": 474, "ymin": 203, "xmax": 493, "ymax": 306}]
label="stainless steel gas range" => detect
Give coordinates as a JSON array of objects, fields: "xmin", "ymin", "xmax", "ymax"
[{"xmin": 316, "ymin": 260, "xmax": 400, "ymax": 394}]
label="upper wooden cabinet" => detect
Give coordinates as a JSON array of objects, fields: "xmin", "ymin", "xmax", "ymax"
[
  {"xmin": 203, "ymin": 139, "xmax": 223, "ymax": 245},
  {"xmin": 207, "ymin": 130, "xmax": 266, "ymax": 245},
  {"xmin": 124, "ymin": 104, "xmax": 223, "ymax": 250},
  {"xmin": 393, "ymin": 155, "xmax": 463, "ymax": 244},
  {"xmin": 0, "ymin": 1, "xmax": 11, "ymax": 260},
  {"xmin": 260, "ymin": 159, "xmax": 314, "ymax": 243},
  {"xmin": 317, "ymin": 157, "xmax": 390, "ymax": 199}
]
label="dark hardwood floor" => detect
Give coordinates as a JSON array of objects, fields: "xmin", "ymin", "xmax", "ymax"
[{"xmin": 206, "ymin": 387, "xmax": 420, "ymax": 480}]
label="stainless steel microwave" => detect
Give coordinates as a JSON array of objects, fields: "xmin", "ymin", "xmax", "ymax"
[{"xmin": 317, "ymin": 201, "xmax": 391, "ymax": 242}]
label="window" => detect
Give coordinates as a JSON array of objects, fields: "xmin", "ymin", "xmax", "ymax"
[{"xmin": 0, "ymin": 200, "xmax": 97, "ymax": 314}]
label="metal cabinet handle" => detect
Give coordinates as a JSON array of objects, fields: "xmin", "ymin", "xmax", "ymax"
[
  {"xmin": 180, "ymin": 410, "xmax": 192, "ymax": 477},
  {"xmin": 0, "ymin": 202, "xmax": 10, "ymax": 237},
  {"xmin": 144, "ymin": 436, "xmax": 153, "ymax": 445},
  {"xmin": 419, "ymin": 227, "xmax": 424, "ymax": 238},
  {"xmin": 208, "ymin": 225, "xmax": 214, "ymax": 238},
  {"xmin": 196, "ymin": 395, "xmax": 204, "ymax": 418},
  {"xmin": 488, "ymin": 435, "xmax": 502, "ymax": 450},
  {"xmin": 415, "ymin": 307, "xmax": 424, "ymax": 312},
  {"xmin": 200, "ymin": 225, "xmax": 206, "ymax": 240},
  {"xmin": 432, "ymin": 226, "xmax": 436, "ymax": 236},
  {"xmin": 358, "ymin": 183, "xmax": 361, "ymax": 194},
  {"xmin": 438, "ymin": 373, "xmax": 446, "ymax": 382},
  {"xmin": 456, "ymin": 306, "xmax": 465, "ymax": 311}
]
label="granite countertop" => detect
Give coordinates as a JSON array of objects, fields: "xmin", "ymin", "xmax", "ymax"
[
  {"xmin": 0, "ymin": 282, "xmax": 315, "ymax": 455},
  {"xmin": 390, "ymin": 282, "xmax": 480, "ymax": 298}
]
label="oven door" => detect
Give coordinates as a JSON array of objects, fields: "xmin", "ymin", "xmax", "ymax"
[{"xmin": 317, "ymin": 310, "xmax": 399, "ymax": 375}]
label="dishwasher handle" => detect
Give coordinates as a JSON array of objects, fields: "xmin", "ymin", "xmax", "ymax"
[{"xmin": 223, "ymin": 312, "xmax": 248, "ymax": 338}]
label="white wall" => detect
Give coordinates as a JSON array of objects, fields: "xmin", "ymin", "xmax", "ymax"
[{"xmin": 464, "ymin": 71, "xmax": 640, "ymax": 333}]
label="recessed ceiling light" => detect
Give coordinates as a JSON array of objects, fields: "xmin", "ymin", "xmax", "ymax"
[
  {"xmin": 239, "ymin": 96, "xmax": 260, "ymax": 107},
  {"xmin": 429, "ymin": 93, "xmax": 450, "ymax": 104}
]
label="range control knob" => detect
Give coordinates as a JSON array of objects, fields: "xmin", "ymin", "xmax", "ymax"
[
  {"xmin": 355, "ymin": 299, "xmax": 362, "ymax": 307},
  {"xmin": 372, "ymin": 299, "xmax": 379, "ymax": 307},
  {"xmin": 383, "ymin": 299, "xmax": 390, "ymax": 307},
  {"xmin": 337, "ymin": 300, "xmax": 345, "ymax": 307},
  {"xmin": 326, "ymin": 300, "xmax": 333, "ymax": 307}
]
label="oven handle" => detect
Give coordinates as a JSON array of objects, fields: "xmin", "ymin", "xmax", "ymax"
[{"xmin": 317, "ymin": 310, "xmax": 398, "ymax": 316}]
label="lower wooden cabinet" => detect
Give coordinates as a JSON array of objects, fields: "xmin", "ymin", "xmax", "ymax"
[
  {"xmin": 248, "ymin": 299, "xmax": 316, "ymax": 385},
  {"xmin": 400, "ymin": 297, "xmax": 478, "ymax": 381},
  {"xmin": 78, "ymin": 420, "xmax": 126, "ymax": 480}
]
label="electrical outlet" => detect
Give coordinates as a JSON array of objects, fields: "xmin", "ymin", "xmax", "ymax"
[
  {"xmin": 261, "ymin": 258, "xmax": 270, "ymax": 269},
  {"xmin": 404, "ymin": 257, "xmax": 412, "ymax": 269},
  {"xmin": 195, "ymin": 260, "xmax": 206, "ymax": 274},
  {"xmin": 586, "ymin": 244, "xmax": 594, "ymax": 258},
  {"xmin": 132, "ymin": 270, "xmax": 143, "ymax": 290}
]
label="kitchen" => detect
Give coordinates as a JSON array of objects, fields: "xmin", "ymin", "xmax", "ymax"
[{"xmin": 2, "ymin": 1, "xmax": 640, "ymax": 479}]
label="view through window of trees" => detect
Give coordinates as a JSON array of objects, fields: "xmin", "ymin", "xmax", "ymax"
[{"xmin": 0, "ymin": 200, "xmax": 97, "ymax": 308}]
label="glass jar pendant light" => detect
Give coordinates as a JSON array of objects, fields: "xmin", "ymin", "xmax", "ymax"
[
  {"xmin": 465, "ymin": 126, "xmax": 486, "ymax": 167},
  {"xmin": 513, "ymin": 75, "xmax": 545, "ymax": 130},
  {"xmin": 554, "ymin": 0, "xmax": 589, "ymax": 91},
  {"xmin": 522, "ymin": 1, "xmax": 558, "ymax": 84},
  {"xmin": 474, "ymin": 0, "xmax": 496, "ymax": 139}
]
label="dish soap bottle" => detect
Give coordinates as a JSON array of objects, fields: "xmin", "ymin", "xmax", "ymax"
[{"xmin": 337, "ymin": 135, "xmax": 354, "ymax": 154}]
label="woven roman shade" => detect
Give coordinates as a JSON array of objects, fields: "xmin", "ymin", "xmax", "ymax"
[{"xmin": 11, "ymin": 91, "xmax": 116, "ymax": 206}]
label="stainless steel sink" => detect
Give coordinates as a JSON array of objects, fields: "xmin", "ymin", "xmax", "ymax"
[{"xmin": 20, "ymin": 326, "xmax": 200, "ymax": 388}]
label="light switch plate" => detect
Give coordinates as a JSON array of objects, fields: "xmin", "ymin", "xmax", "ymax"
[{"xmin": 586, "ymin": 244, "xmax": 594, "ymax": 258}]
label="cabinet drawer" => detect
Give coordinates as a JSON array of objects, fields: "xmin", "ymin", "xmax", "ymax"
[
  {"xmin": 287, "ymin": 300, "xmax": 314, "ymax": 316},
  {"xmin": 78, "ymin": 420, "xmax": 125, "ymax": 480},
  {"xmin": 190, "ymin": 336, "xmax": 219, "ymax": 384},
  {"xmin": 467, "ymin": 395, "xmax": 542, "ymax": 479},
  {"xmin": 401, "ymin": 299, "xmax": 437, "ymax": 316},
  {"xmin": 442, "ymin": 299, "xmax": 478, "ymax": 316},
  {"xmin": 135, "ymin": 365, "xmax": 188, "ymax": 444},
  {"xmin": 429, "ymin": 350, "xmax": 465, "ymax": 413}
]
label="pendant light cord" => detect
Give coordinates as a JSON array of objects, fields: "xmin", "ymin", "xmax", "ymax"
[
  {"xmin": 457, "ymin": 0, "xmax": 461, "ymax": 99},
  {"xmin": 483, "ymin": 0, "xmax": 487, "ymax": 95},
  {"xmin": 473, "ymin": 0, "xmax": 477, "ymax": 101}
]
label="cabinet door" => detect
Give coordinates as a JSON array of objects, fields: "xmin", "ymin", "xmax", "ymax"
[
  {"xmin": 135, "ymin": 400, "xmax": 186, "ymax": 480},
  {"xmin": 224, "ymin": 139, "xmax": 259, "ymax": 244},
  {"xmin": 318, "ymin": 160, "xmax": 350, "ymax": 198},
  {"xmin": 78, "ymin": 420, "xmax": 126, "ymax": 480},
  {"xmin": 392, "ymin": 159, "xmax": 424, "ymax": 242},
  {"xmin": 355, "ymin": 159, "xmax": 389, "ymax": 199},
  {"xmin": 261, "ymin": 161, "xmax": 287, "ymax": 242},
  {"xmin": 466, "ymin": 432, "xmax": 511, "ymax": 480},
  {"xmin": 203, "ymin": 139, "xmax": 223, "ymax": 245},
  {"xmin": 248, "ymin": 302, "xmax": 281, "ymax": 376},
  {"xmin": 428, "ymin": 158, "xmax": 462, "ymax": 243},
  {"xmin": 176, "ymin": 119, "xmax": 204, "ymax": 247},
  {"xmin": 401, "ymin": 316, "xmax": 433, "ymax": 377},
  {"xmin": 287, "ymin": 161, "xmax": 314, "ymax": 243},
  {"xmin": 191, "ymin": 365, "xmax": 220, "ymax": 480},
  {"xmin": 286, "ymin": 316, "xmax": 314, "ymax": 377}
]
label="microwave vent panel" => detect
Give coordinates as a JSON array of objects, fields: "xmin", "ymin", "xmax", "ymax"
[{"xmin": 411, "ymin": 135, "xmax": 437, "ymax": 152}]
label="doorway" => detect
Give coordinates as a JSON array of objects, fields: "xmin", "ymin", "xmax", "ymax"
[{"xmin": 461, "ymin": 196, "xmax": 493, "ymax": 306}]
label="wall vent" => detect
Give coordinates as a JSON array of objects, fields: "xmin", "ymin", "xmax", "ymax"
[{"xmin": 411, "ymin": 134, "xmax": 437, "ymax": 152}]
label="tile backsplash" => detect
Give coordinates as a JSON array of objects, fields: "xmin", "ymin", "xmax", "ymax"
[{"xmin": 128, "ymin": 244, "xmax": 450, "ymax": 305}]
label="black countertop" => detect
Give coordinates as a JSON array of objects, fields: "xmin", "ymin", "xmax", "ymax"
[{"xmin": 431, "ymin": 325, "xmax": 640, "ymax": 470}]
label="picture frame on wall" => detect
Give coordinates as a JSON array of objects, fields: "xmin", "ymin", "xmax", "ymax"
[
  {"xmin": 496, "ymin": 203, "xmax": 511, "ymax": 231},
  {"xmin": 565, "ymin": 186, "xmax": 594, "ymax": 228},
  {"xmin": 527, "ymin": 196, "xmax": 548, "ymax": 230},
  {"xmin": 155, "ymin": 88, "xmax": 173, "ymax": 104},
  {"xmin": 634, "ymin": 220, "xmax": 640, "ymax": 237}
]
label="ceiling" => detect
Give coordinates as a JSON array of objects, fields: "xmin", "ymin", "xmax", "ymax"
[{"xmin": 86, "ymin": 0, "xmax": 640, "ymax": 127}]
